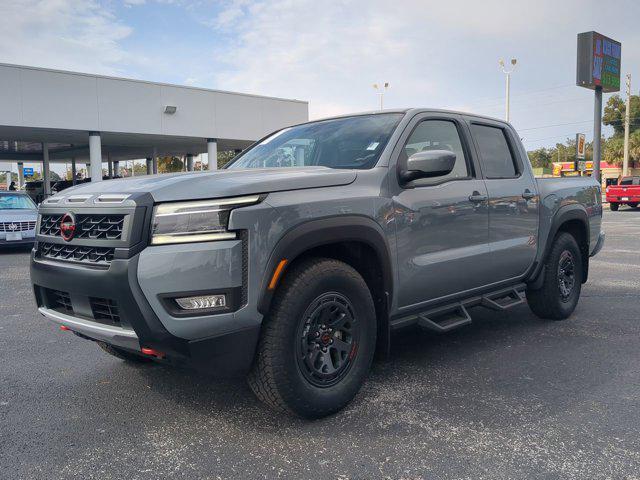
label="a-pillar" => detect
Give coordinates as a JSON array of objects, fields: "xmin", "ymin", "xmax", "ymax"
[
  {"xmin": 146, "ymin": 157, "xmax": 153, "ymax": 175},
  {"xmin": 42, "ymin": 143, "xmax": 51, "ymax": 199},
  {"xmin": 207, "ymin": 138, "xmax": 217, "ymax": 170},
  {"xmin": 89, "ymin": 132, "xmax": 102, "ymax": 182},
  {"xmin": 186, "ymin": 153, "xmax": 194, "ymax": 172},
  {"xmin": 17, "ymin": 162, "xmax": 24, "ymax": 189}
]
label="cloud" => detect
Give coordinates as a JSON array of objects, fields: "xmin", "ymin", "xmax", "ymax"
[{"xmin": 0, "ymin": 0, "xmax": 132, "ymax": 75}]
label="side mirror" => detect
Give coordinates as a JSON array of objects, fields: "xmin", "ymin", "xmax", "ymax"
[{"xmin": 400, "ymin": 150, "xmax": 456, "ymax": 184}]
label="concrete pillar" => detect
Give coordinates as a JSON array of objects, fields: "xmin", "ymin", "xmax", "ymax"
[
  {"xmin": 42, "ymin": 143, "xmax": 51, "ymax": 198},
  {"xmin": 186, "ymin": 153, "xmax": 194, "ymax": 172},
  {"xmin": 71, "ymin": 158, "xmax": 77, "ymax": 185},
  {"xmin": 207, "ymin": 138, "xmax": 218, "ymax": 170},
  {"xmin": 107, "ymin": 158, "xmax": 113, "ymax": 178},
  {"xmin": 17, "ymin": 162, "xmax": 24, "ymax": 189},
  {"xmin": 89, "ymin": 132, "xmax": 102, "ymax": 182},
  {"xmin": 152, "ymin": 147, "xmax": 158, "ymax": 174},
  {"xmin": 146, "ymin": 157, "xmax": 153, "ymax": 175},
  {"xmin": 113, "ymin": 161, "xmax": 120, "ymax": 177}
]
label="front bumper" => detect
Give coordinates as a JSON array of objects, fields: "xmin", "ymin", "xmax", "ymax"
[{"xmin": 31, "ymin": 250, "xmax": 261, "ymax": 377}]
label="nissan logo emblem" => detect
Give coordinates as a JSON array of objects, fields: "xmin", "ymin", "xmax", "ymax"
[{"xmin": 60, "ymin": 212, "xmax": 77, "ymax": 241}]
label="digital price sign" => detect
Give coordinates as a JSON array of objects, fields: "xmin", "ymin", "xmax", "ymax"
[{"xmin": 577, "ymin": 31, "xmax": 621, "ymax": 92}]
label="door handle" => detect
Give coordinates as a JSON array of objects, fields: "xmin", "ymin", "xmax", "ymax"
[
  {"xmin": 468, "ymin": 192, "xmax": 488, "ymax": 203},
  {"xmin": 522, "ymin": 189, "xmax": 535, "ymax": 200}
]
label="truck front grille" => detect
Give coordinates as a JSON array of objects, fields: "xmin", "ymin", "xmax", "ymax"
[
  {"xmin": 39, "ymin": 214, "xmax": 125, "ymax": 240},
  {"xmin": 0, "ymin": 221, "xmax": 36, "ymax": 232},
  {"xmin": 38, "ymin": 242, "xmax": 115, "ymax": 266}
]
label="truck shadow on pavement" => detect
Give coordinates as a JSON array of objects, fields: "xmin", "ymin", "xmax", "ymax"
[{"xmin": 128, "ymin": 302, "xmax": 620, "ymax": 431}]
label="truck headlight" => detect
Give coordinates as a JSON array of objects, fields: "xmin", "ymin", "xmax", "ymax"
[{"xmin": 151, "ymin": 195, "xmax": 260, "ymax": 245}]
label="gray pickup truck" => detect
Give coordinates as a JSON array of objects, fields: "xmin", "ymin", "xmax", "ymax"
[{"xmin": 30, "ymin": 109, "xmax": 604, "ymax": 418}]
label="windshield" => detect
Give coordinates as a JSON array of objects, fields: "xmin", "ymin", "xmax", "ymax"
[
  {"xmin": 226, "ymin": 113, "xmax": 403, "ymax": 170},
  {"xmin": 0, "ymin": 194, "xmax": 37, "ymax": 210}
]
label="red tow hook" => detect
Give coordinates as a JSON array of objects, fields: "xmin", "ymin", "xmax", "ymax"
[{"xmin": 141, "ymin": 347, "xmax": 166, "ymax": 359}]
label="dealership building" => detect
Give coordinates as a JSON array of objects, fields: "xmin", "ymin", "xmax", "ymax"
[{"xmin": 0, "ymin": 63, "xmax": 308, "ymax": 194}]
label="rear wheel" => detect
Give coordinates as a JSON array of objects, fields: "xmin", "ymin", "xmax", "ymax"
[
  {"xmin": 248, "ymin": 258, "xmax": 376, "ymax": 418},
  {"xmin": 628, "ymin": 203, "xmax": 638, "ymax": 209},
  {"xmin": 97, "ymin": 342, "xmax": 152, "ymax": 364},
  {"xmin": 610, "ymin": 202, "xmax": 619, "ymax": 211},
  {"xmin": 526, "ymin": 232, "xmax": 583, "ymax": 320}
]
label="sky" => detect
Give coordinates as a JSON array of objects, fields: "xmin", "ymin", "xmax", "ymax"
[{"xmin": 1, "ymin": 0, "xmax": 639, "ymax": 176}]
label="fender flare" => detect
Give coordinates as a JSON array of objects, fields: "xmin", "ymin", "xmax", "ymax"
[
  {"xmin": 257, "ymin": 215, "xmax": 394, "ymax": 315},
  {"xmin": 529, "ymin": 204, "xmax": 590, "ymax": 286}
]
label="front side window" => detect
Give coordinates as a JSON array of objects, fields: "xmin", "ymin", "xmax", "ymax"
[
  {"xmin": 471, "ymin": 124, "xmax": 519, "ymax": 178},
  {"xmin": 226, "ymin": 113, "xmax": 403, "ymax": 170},
  {"xmin": 401, "ymin": 119, "xmax": 469, "ymax": 184},
  {"xmin": 0, "ymin": 195, "xmax": 36, "ymax": 209}
]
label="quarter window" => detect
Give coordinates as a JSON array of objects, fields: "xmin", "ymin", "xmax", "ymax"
[
  {"xmin": 402, "ymin": 120, "xmax": 469, "ymax": 184},
  {"xmin": 471, "ymin": 124, "xmax": 518, "ymax": 178}
]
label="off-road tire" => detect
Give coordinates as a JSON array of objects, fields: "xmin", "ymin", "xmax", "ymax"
[
  {"xmin": 526, "ymin": 232, "xmax": 582, "ymax": 320},
  {"xmin": 97, "ymin": 342, "xmax": 152, "ymax": 364},
  {"xmin": 610, "ymin": 202, "xmax": 619, "ymax": 211},
  {"xmin": 248, "ymin": 257, "xmax": 376, "ymax": 418}
]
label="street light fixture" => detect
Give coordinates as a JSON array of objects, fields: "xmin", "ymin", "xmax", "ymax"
[
  {"xmin": 372, "ymin": 82, "xmax": 390, "ymax": 110},
  {"xmin": 499, "ymin": 58, "xmax": 517, "ymax": 122}
]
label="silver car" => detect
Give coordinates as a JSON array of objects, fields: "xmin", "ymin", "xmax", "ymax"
[{"xmin": 0, "ymin": 191, "xmax": 38, "ymax": 247}]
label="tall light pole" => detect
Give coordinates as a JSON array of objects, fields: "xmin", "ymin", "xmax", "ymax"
[
  {"xmin": 499, "ymin": 58, "xmax": 517, "ymax": 122},
  {"xmin": 373, "ymin": 82, "xmax": 390, "ymax": 110},
  {"xmin": 622, "ymin": 74, "xmax": 632, "ymax": 178}
]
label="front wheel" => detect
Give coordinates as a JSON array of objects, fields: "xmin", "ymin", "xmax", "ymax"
[
  {"xmin": 248, "ymin": 258, "xmax": 376, "ymax": 418},
  {"xmin": 526, "ymin": 232, "xmax": 583, "ymax": 320},
  {"xmin": 610, "ymin": 202, "xmax": 619, "ymax": 211}
]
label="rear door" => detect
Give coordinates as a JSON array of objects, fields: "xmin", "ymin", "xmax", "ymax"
[
  {"xmin": 468, "ymin": 119, "xmax": 539, "ymax": 281},
  {"xmin": 391, "ymin": 113, "xmax": 492, "ymax": 310}
]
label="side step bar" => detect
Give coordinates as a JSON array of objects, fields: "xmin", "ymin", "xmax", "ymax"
[{"xmin": 390, "ymin": 283, "xmax": 526, "ymax": 334}]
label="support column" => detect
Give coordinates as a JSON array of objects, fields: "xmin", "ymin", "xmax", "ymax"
[
  {"xmin": 186, "ymin": 153, "xmax": 194, "ymax": 172},
  {"xmin": 17, "ymin": 162, "xmax": 24, "ymax": 189},
  {"xmin": 113, "ymin": 161, "xmax": 120, "ymax": 177},
  {"xmin": 89, "ymin": 132, "xmax": 103, "ymax": 182},
  {"xmin": 146, "ymin": 157, "xmax": 153, "ymax": 175},
  {"xmin": 71, "ymin": 158, "xmax": 77, "ymax": 185},
  {"xmin": 107, "ymin": 157, "xmax": 113, "ymax": 178},
  {"xmin": 42, "ymin": 143, "xmax": 51, "ymax": 199},
  {"xmin": 152, "ymin": 147, "xmax": 158, "ymax": 174},
  {"xmin": 207, "ymin": 138, "xmax": 218, "ymax": 170}
]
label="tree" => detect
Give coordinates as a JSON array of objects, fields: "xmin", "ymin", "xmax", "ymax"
[
  {"xmin": 603, "ymin": 94, "xmax": 640, "ymax": 137},
  {"xmin": 158, "ymin": 156, "xmax": 184, "ymax": 173},
  {"xmin": 217, "ymin": 150, "xmax": 238, "ymax": 169},
  {"xmin": 527, "ymin": 148, "xmax": 552, "ymax": 169},
  {"xmin": 603, "ymin": 136, "xmax": 625, "ymax": 166}
]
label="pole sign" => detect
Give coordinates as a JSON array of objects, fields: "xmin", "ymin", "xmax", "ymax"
[
  {"xmin": 23, "ymin": 167, "xmax": 34, "ymax": 177},
  {"xmin": 577, "ymin": 31, "xmax": 621, "ymax": 92},
  {"xmin": 576, "ymin": 133, "xmax": 586, "ymax": 159}
]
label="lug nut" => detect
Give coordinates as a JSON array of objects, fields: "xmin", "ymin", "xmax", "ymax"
[{"xmin": 322, "ymin": 347, "xmax": 327, "ymax": 353}]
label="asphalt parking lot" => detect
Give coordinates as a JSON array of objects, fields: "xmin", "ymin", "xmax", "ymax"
[{"xmin": 1, "ymin": 209, "xmax": 639, "ymax": 479}]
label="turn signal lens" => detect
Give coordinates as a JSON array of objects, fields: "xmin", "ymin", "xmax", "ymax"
[{"xmin": 175, "ymin": 294, "xmax": 226, "ymax": 310}]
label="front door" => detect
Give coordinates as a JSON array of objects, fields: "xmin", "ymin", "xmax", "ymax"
[{"xmin": 392, "ymin": 115, "xmax": 491, "ymax": 310}]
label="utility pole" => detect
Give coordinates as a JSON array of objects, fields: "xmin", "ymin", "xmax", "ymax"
[
  {"xmin": 372, "ymin": 82, "xmax": 390, "ymax": 110},
  {"xmin": 499, "ymin": 58, "xmax": 517, "ymax": 122},
  {"xmin": 622, "ymin": 74, "xmax": 631, "ymax": 177}
]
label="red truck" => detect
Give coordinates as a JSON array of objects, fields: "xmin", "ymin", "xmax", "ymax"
[{"xmin": 606, "ymin": 176, "xmax": 640, "ymax": 211}]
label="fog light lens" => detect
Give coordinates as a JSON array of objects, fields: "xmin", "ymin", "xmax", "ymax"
[{"xmin": 175, "ymin": 294, "xmax": 226, "ymax": 310}]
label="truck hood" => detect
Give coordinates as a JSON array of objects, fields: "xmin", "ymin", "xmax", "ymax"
[{"xmin": 57, "ymin": 167, "xmax": 357, "ymax": 202}]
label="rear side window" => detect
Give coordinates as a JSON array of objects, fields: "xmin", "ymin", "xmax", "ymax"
[
  {"xmin": 620, "ymin": 177, "xmax": 633, "ymax": 185},
  {"xmin": 471, "ymin": 124, "xmax": 518, "ymax": 178}
]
